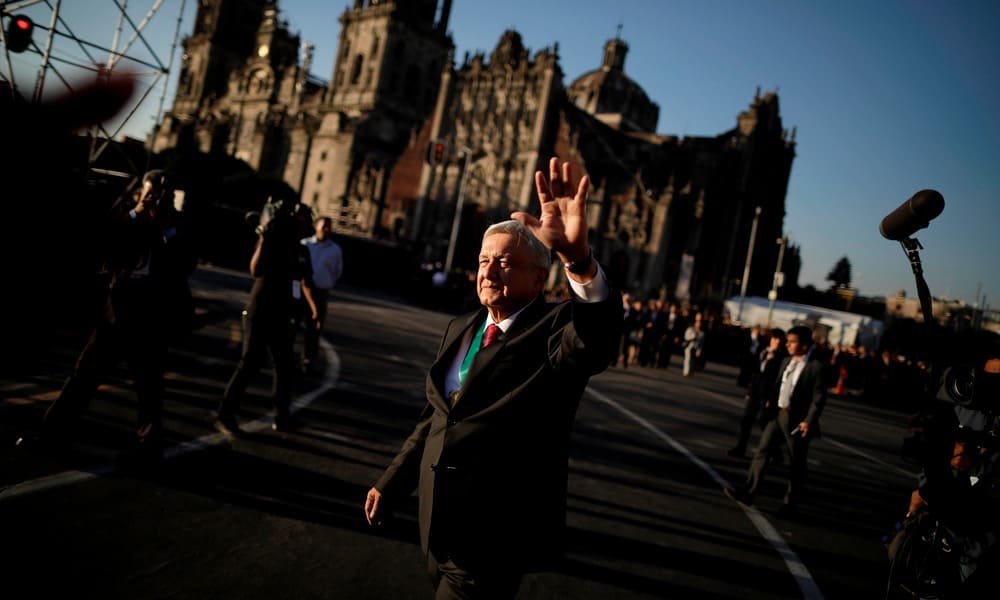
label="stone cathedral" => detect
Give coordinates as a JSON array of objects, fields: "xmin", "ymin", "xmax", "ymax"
[{"xmin": 149, "ymin": 0, "xmax": 796, "ymax": 302}]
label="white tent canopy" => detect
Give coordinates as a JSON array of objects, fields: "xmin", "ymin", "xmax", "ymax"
[{"xmin": 725, "ymin": 296, "xmax": 884, "ymax": 349}]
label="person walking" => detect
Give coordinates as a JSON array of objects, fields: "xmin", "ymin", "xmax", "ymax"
[
  {"xmin": 363, "ymin": 157, "xmax": 621, "ymax": 598},
  {"xmin": 728, "ymin": 328, "xmax": 786, "ymax": 458},
  {"xmin": 682, "ymin": 313, "xmax": 706, "ymax": 376},
  {"xmin": 725, "ymin": 325, "xmax": 827, "ymax": 517},
  {"xmin": 214, "ymin": 198, "xmax": 318, "ymax": 436},
  {"xmin": 300, "ymin": 216, "xmax": 343, "ymax": 370},
  {"xmin": 16, "ymin": 170, "xmax": 195, "ymax": 464}
]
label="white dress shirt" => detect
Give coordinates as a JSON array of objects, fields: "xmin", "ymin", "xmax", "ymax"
[
  {"xmin": 443, "ymin": 264, "xmax": 610, "ymax": 396},
  {"xmin": 777, "ymin": 357, "xmax": 806, "ymax": 410}
]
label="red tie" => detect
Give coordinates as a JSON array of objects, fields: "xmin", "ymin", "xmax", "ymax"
[{"xmin": 482, "ymin": 324, "xmax": 501, "ymax": 348}]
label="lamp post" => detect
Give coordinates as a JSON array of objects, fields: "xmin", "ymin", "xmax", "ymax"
[
  {"xmin": 443, "ymin": 146, "xmax": 473, "ymax": 275},
  {"xmin": 736, "ymin": 206, "xmax": 762, "ymax": 323},
  {"xmin": 766, "ymin": 235, "xmax": 788, "ymax": 329}
]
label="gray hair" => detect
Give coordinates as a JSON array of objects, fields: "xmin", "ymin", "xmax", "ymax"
[{"xmin": 483, "ymin": 220, "xmax": 551, "ymax": 270}]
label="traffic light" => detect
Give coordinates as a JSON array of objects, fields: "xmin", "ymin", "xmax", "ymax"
[
  {"xmin": 4, "ymin": 15, "xmax": 34, "ymax": 54},
  {"xmin": 427, "ymin": 140, "xmax": 446, "ymax": 166}
]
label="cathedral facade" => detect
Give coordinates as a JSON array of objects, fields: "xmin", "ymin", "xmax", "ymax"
[{"xmin": 149, "ymin": 0, "xmax": 796, "ymax": 303}]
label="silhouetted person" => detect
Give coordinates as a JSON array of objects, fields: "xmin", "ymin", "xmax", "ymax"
[
  {"xmin": 17, "ymin": 169, "xmax": 195, "ymax": 464},
  {"xmin": 638, "ymin": 298, "xmax": 664, "ymax": 366},
  {"xmin": 889, "ymin": 336, "xmax": 1000, "ymax": 599},
  {"xmin": 214, "ymin": 199, "xmax": 318, "ymax": 436},
  {"xmin": 728, "ymin": 328, "xmax": 786, "ymax": 458},
  {"xmin": 621, "ymin": 296, "xmax": 645, "ymax": 367},
  {"xmin": 737, "ymin": 325, "xmax": 764, "ymax": 387}
]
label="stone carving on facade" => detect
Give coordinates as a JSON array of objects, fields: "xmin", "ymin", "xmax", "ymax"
[{"xmin": 149, "ymin": 0, "xmax": 795, "ymax": 301}]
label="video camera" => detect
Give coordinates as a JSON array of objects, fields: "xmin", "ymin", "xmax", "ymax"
[
  {"xmin": 246, "ymin": 196, "xmax": 312, "ymax": 238},
  {"xmin": 927, "ymin": 333, "xmax": 1000, "ymax": 415}
]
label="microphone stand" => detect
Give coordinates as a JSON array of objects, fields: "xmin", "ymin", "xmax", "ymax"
[{"xmin": 900, "ymin": 237, "xmax": 935, "ymax": 325}]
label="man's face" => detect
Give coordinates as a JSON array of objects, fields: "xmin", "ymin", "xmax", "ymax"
[
  {"xmin": 786, "ymin": 333, "xmax": 809, "ymax": 357},
  {"xmin": 315, "ymin": 219, "xmax": 331, "ymax": 240},
  {"xmin": 138, "ymin": 181, "xmax": 167, "ymax": 214},
  {"xmin": 769, "ymin": 336, "xmax": 784, "ymax": 351},
  {"xmin": 476, "ymin": 233, "xmax": 546, "ymax": 319}
]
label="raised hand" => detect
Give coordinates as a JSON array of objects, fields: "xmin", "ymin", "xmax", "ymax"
[{"xmin": 512, "ymin": 157, "xmax": 591, "ymax": 265}]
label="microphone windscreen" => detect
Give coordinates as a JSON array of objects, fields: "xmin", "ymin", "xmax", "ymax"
[{"xmin": 879, "ymin": 190, "xmax": 944, "ymax": 240}]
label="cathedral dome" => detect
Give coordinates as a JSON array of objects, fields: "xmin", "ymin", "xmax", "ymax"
[{"xmin": 567, "ymin": 38, "xmax": 659, "ymax": 133}]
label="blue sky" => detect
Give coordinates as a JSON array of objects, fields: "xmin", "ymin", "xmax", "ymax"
[{"xmin": 8, "ymin": 0, "xmax": 998, "ymax": 307}]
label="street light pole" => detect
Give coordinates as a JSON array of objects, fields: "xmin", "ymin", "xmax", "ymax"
[
  {"xmin": 736, "ymin": 206, "xmax": 762, "ymax": 323},
  {"xmin": 766, "ymin": 235, "xmax": 788, "ymax": 329},
  {"xmin": 443, "ymin": 146, "xmax": 473, "ymax": 275}
]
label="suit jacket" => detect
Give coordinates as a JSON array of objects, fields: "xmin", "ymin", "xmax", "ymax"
[
  {"xmin": 771, "ymin": 356, "xmax": 826, "ymax": 438},
  {"xmin": 751, "ymin": 348, "xmax": 787, "ymax": 422},
  {"xmin": 375, "ymin": 290, "xmax": 621, "ymax": 571}
]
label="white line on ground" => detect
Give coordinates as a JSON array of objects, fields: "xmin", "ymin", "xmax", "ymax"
[
  {"xmin": 585, "ymin": 385, "xmax": 825, "ymax": 600},
  {"xmin": 0, "ymin": 339, "xmax": 340, "ymax": 502}
]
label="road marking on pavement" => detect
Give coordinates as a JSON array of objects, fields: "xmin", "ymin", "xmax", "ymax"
[
  {"xmin": 1, "ymin": 340, "xmax": 340, "ymax": 502},
  {"xmin": 585, "ymin": 385, "xmax": 825, "ymax": 600}
]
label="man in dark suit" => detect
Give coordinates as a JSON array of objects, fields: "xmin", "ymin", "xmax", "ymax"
[
  {"xmin": 737, "ymin": 325, "xmax": 764, "ymax": 387},
  {"xmin": 364, "ymin": 158, "xmax": 621, "ymax": 597},
  {"xmin": 725, "ymin": 325, "xmax": 826, "ymax": 517},
  {"xmin": 728, "ymin": 328, "xmax": 786, "ymax": 458}
]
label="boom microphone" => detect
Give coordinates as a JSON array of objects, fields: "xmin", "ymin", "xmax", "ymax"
[{"xmin": 879, "ymin": 189, "xmax": 945, "ymax": 241}]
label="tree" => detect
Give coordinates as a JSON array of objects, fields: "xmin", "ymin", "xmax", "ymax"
[{"xmin": 827, "ymin": 256, "xmax": 852, "ymax": 289}]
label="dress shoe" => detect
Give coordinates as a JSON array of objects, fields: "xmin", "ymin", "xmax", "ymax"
[
  {"xmin": 272, "ymin": 413, "xmax": 305, "ymax": 432},
  {"xmin": 213, "ymin": 415, "xmax": 242, "ymax": 438}
]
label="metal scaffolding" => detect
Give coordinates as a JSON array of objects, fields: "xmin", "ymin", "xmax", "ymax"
[{"xmin": 1, "ymin": 0, "xmax": 187, "ymax": 173}]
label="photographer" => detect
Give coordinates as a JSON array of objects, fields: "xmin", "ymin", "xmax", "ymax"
[
  {"xmin": 16, "ymin": 169, "xmax": 195, "ymax": 464},
  {"xmin": 214, "ymin": 198, "xmax": 318, "ymax": 436},
  {"xmin": 888, "ymin": 334, "xmax": 1000, "ymax": 598}
]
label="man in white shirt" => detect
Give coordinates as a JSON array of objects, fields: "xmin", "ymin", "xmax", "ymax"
[
  {"xmin": 300, "ymin": 217, "xmax": 343, "ymax": 368},
  {"xmin": 725, "ymin": 325, "xmax": 826, "ymax": 517}
]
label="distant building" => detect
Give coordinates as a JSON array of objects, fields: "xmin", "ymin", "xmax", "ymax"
[
  {"xmin": 149, "ymin": 0, "xmax": 797, "ymax": 302},
  {"xmin": 884, "ymin": 289, "xmax": 992, "ymax": 332}
]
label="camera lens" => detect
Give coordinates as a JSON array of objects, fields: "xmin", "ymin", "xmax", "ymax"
[{"xmin": 943, "ymin": 367, "xmax": 975, "ymax": 406}]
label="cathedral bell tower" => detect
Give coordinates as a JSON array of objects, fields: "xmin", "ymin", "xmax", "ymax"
[
  {"xmin": 223, "ymin": 3, "xmax": 302, "ymax": 174},
  {"xmin": 149, "ymin": 0, "xmax": 270, "ymax": 153},
  {"xmin": 300, "ymin": 0, "xmax": 453, "ymax": 237}
]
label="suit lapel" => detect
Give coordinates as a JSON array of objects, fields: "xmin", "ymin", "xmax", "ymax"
[
  {"xmin": 457, "ymin": 297, "xmax": 547, "ymax": 402},
  {"xmin": 427, "ymin": 310, "xmax": 485, "ymax": 413}
]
